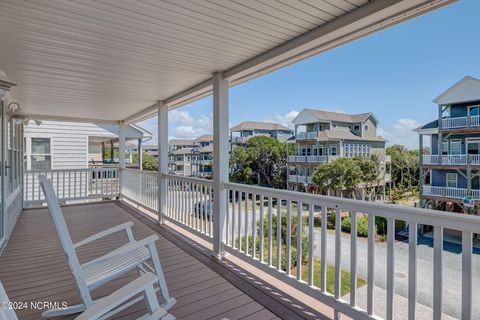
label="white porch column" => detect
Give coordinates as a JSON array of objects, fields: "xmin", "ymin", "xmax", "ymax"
[
  {"xmin": 158, "ymin": 101, "xmax": 168, "ymax": 224},
  {"xmin": 212, "ymin": 72, "xmax": 229, "ymax": 259},
  {"xmin": 138, "ymin": 138, "xmax": 143, "ymax": 170},
  {"xmin": 119, "ymin": 122, "xmax": 126, "ymax": 168}
]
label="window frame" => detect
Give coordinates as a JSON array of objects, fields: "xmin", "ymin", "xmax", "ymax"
[
  {"xmin": 446, "ymin": 173, "xmax": 457, "ymax": 188},
  {"xmin": 30, "ymin": 137, "xmax": 52, "ymax": 171},
  {"xmin": 449, "ymin": 139, "xmax": 462, "ymax": 155}
]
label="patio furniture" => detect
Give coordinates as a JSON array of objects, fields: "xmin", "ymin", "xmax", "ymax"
[
  {"xmin": 0, "ymin": 282, "xmax": 18, "ymax": 320},
  {"xmin": 37, "ymin": 175, "xmax": 176, "ymax": 318},
  {"xmin": 75, "ymin": 272, "xmax": 175, "ymax": 320},
  {"xmin": 0, "ymin": 274, "xmax": 174, "ymax": 320}
]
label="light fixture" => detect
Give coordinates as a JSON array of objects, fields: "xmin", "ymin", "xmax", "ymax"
[
  {"xmin": 0, "ymin": 69, "xmax": 17, "ymax": 98},
  {"xmin": 8, "ymin": 102, "xmax": 28, "ymax": 124}
]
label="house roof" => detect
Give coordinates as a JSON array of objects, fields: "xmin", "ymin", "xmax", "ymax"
[
  {"xmin": 433, "ymin": 76, "xmax": 480, "ymax": 105},
  {"xmin": 314, "ymin": 128, "xmax": 385, "ymax": 142},
  {"xmin": 299, "ymin": 109, "xmax": 375, "ymax": 124},
  {"xmin": 171, "ymin": 148, "xmax": 193, "ymax": 155},
  {"xmin": 198, "ymin": 145, "xmax": 213, "ymax": 153},
  {"xmin": 413, "ymin": 120, "xmax": 439, "ymax": 134},
  {"xmin": 194, "ymin": 134, "xmax": 214, "ymax": 142},
  {"xmin": 230, "ymin": 121, "xmax": 292, "ymax": 132},
  {"xmin": 169, "ymin": 139, "xmax": 195, "ymax": 146}
]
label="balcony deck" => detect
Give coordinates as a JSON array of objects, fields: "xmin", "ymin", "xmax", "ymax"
[{"xmin": 0, "ymin": 201, "xmax": 329, "ymax": 320}]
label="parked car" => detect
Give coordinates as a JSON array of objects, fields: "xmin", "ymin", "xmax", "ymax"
[{"xmin": 193, "ymin": 200, "xmax": 213, "ymax": 220}]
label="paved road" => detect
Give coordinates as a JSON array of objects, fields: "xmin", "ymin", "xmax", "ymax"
[{"xmin": 314, "ymin": 229, "xmax": 480, "ymax": 319}]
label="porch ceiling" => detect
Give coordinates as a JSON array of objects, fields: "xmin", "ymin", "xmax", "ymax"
[{"xmin": 0, "ymin": 0, "xmax": 454, "ymax": 122}]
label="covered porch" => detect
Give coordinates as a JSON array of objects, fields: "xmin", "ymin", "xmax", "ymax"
[{"xmin": 1, "ymin": 1, "xmax": 476, "ymax": 319}]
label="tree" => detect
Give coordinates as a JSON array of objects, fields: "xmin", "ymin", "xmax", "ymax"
[
  {"xmin": 357, "ymin": 155, "xmax": 381, "ymax": 200},
  {"xmin": 312, "ymin": 157, "xmax": 363, "ymax": 197},
  {"xmin": 386, "ymin": 144, "xmax": 419, "ymax": 190},
  {"xmin": 230, "ymin": 136, "xmax": 288, "ymax": 189},
  {"xmin": 142, "ymin": 155, "xmax": 158, "ymax": 171}
]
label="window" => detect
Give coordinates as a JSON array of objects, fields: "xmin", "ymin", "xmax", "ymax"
[
  {"xmin": 450, "ymin": 139, "xmax": 461, "ymax": 155},
  {"xmin": 441, "ymin": 141, "xmax": 448, "ymax": 155},
  {"xmin": 364, "ymin": 125, "xmax": 369, "ymax": 131},
  {"xmin": 31, "ymin": 138, "xmax": 52, "ymax": 170},
  {"xmin": 348, "ymin": 125, "xmax": 352, "ymax": 130},
  {"xmin": 469, "ymin": 105, "xmax": 479, "ymax": 117},
  {"xmin": 446, "ymin": 173, "xmax": 457, "ymax": 188},
  {"xmin": 330, "ymin": 145, "xmax": 337, "ymax": 156},
  {"xmin": 354, "ymin": 125, "xmax": 360, "ymax": 131},
  {"xmin": 331, "ymin": 123, "xmax": 337, "ymax": 128}
]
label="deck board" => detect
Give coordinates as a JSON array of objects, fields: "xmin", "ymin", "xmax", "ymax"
[{"xmin": 0, "ymin": 202, "xmax": 276, "ymax": 320}]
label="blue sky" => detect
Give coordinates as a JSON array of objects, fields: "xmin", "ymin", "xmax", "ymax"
[{"xmin": 139, "ymin": 0, "xmax": 479, "ymax": 149}]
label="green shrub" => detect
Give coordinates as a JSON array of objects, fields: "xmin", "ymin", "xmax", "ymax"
[{"xmin": 341, "ymin": 215, "xmax": 371, "ymax": 237}]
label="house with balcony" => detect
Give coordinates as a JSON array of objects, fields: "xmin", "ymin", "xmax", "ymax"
[
  {"xmin": 192, "ymin": 135, "xmax": 214, "ymax": 178},
  {"xmin": 0, "ymin": 2, "xmax": 476, "ymax": 320},
  {"xmin": 417, "ymin": 76, "xmax": 480, "ymax": 212},
  {"xmin": 230, "ymin": 121, "xmax": 293, "ymax": 148},
  {"xmin": 168, "ymin": 135, "xmax": 214, "ymax": 177},
  {"xmin": 287, "ymin": 109, "xmax": 390, "ymax": 198},
  {"xmin": 168, "ymin": 139, "xmax": 195, "ymax": 176}
]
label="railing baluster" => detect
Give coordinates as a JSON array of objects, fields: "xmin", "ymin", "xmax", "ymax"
[
  {"xmin": 350, "ymin": 211, "xmax": 358, "ymax": 307},
  {"xmin": 231, "ymin": 190, "xmax": 236, "ymax": 248},
  {"xmin": 296, "ymin": 202, "xmax": 302, "ymax": 281},
  {"xmin": 433, "ymin": 225, "xmax": 443, "ymax": 320},
  {"xmin": 307, "ymin": 203, "xmax": 314, "ymax": 286},
  {"xmin": 386, "ymin": 218, "xmax": 395, "ymax": 320},
  {"xmin": 244, "ymin": 193, "xmax": 249, "ymax": 255},
  {"xmin": 209, "ymin": 185, "xmax": 213, "ymax": 236},
  {"xmin": 252, "ymin": 193, "xmax": 257, "ymax": 259},
  {"xmin": 268, "ymin": 196, "xmax": 273, "ymax": 266},
  {"xmin": 408, "ymin": 221, "xmax": 417, "ymax": 320},
  {"xmin": 334, "ymin": 207, "xmax": 341, "ymax": 300},
  {"xmin": 462, "ymin": 231, "xmax": 472, "ymax": 320},
  {"xmin": 226, "ymin": 188, "xmax": 230, "ymax": 246},
  {"xmin": 259, "ymin": 195, "xmax": 264, "ymax": 262},
  {"xmin": 320, "ymin": 206, "xmax": 327, "ymax": 292},
  {"xmin": 238, "ymin": 191, "xmax": 242, "ymax": 252},
  {"xmin": 367, "ymin": 213, "xmax": 375, "ymax": 315},
  {"xmin": 286, "ymin": 200, "xmax": 292, "ymax": 275},
  {"xmin": 276, "ymin": 198, "xmax": 281, "ymax": 271}
]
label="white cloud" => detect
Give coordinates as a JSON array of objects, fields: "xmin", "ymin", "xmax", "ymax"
[
  {"xmin": 378, "ymin": 118, "xmax": 420, "ymax": 150},
  {"xmin": 169, "ymin": 110, "xmax": 194, "ymax": 126},
  {"xmin": 263, "ymin": 110, "xmax": 299, "ymax": 129},
  {"xmin": 171, "ymin": 112, "xmax": 212, "ymax": 139}
]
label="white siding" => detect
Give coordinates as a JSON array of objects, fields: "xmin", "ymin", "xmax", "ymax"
[{"xmin": 24, "ymin": 121, "xmax": 143, "ymax": 170}]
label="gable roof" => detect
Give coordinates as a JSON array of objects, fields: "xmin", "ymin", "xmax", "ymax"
[
  {"xmin": 293, "ymin": 109, "xmax": 376, "ymax": 125},
  {"xmin": 194, "ymin": 134, "xmax": 214, "ymax": 142},
  {"xmin": 169, "ymin": 139, "xmax": 195, "ymax": 146},
  {"xmin": 230, "ymin": 121, "xmax": 292, "ymax": 132},
  {"xmin": 413, "ymin": 120, "xmax": 439, "ymax": 134},
  {"xmin": 315, "ymin": 128, "xmax": 385, "ymax": 142},
  {"xmin": 433, "ymin": 76, "xmax": 480, "ymax": 105}
]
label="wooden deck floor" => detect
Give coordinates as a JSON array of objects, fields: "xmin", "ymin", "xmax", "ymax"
[{"xmin": 0, "ymin": 201, "xmax": 331, "ymax": 319}]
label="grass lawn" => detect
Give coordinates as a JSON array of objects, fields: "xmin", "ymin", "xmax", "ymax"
[{"xmin": 301, "ymin": 259, "xmax": 367, "ymax": 296}]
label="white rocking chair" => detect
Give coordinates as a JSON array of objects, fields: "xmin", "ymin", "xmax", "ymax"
[
  {"xmin": 37, "ymin": 175, "xmax": 176, "ymax": 318},
  {"xmin": 1, "ymin": 274, "xmax": 175, "ymax": 320}
]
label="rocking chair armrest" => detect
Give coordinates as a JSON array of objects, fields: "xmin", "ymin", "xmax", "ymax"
[{"xmin": 73, "ymin": 222, "xmax": 134, "ymax": 249}]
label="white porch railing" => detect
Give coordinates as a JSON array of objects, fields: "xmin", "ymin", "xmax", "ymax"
[
  {"xmin": 164, "ymin": 174, "xmax": 214, "ymax": 238},
  {"xmin": 422, "ymin": 154, "xmax": 480, "ymax": 166},
  {"xmin": 422, "ymin": 155, "xmax": 439, "ymax": 165},
  {"xmin": 441, "ymin": 116, "xmax": 467, "ymax": 129},
  {"xmin": 470, "ymin": 115, "xmax": 480, "ymax": 127},
  {"xmin": 221, "ymin": 181, "xmax": 479, "ymax": 320},
  {"xmin": 422, "ymin": 186, "xmax": 479, "ymax": 200},
  {"xmin": 442, "ymin": 154, "xmax": 467, "ymax": 165},
  {"xmin": 24, "ymin": 168, "xmax": 119, "ymax": 206},
  {"xmin": 296, "ymin": 132, "xmax": 318, "ymax": 140},
  {"xmin": 288, "ymin": 155, "xmax": 338, "ymax": 163},
  {"xmin": 120, "ymin": 168, "xmax": 158, "ymax": 211}
]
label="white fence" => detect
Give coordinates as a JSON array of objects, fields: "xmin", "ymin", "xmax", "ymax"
[
  {"xmin": 164, "ymin": 174, "xmax": 214, "ymax": 238},
  {"xmin": 221, "ymin": 181, "xmax": 478, "ymax": 320},
  {"xmin": 296, "ymin": 132, "xmax": 318, "ymax": 140},
  {"xmin": 441, "ymin": 116, "xmax": 467, "ymax": 129},
  {"xmin": 120, "ymin": 168, "xmax": 158, "ymax": 211},
  {"xmin": 24, "ymin": 168, "xmax": 119, "ymax": 206},
  {"xmin": 422, "ymin": 154, "xmax": 480, "ymax": 166}
]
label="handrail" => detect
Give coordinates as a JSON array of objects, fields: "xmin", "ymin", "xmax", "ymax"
[{"xmin": 223, "ymin": 181, "xmax": 480, "ymax": 233}]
